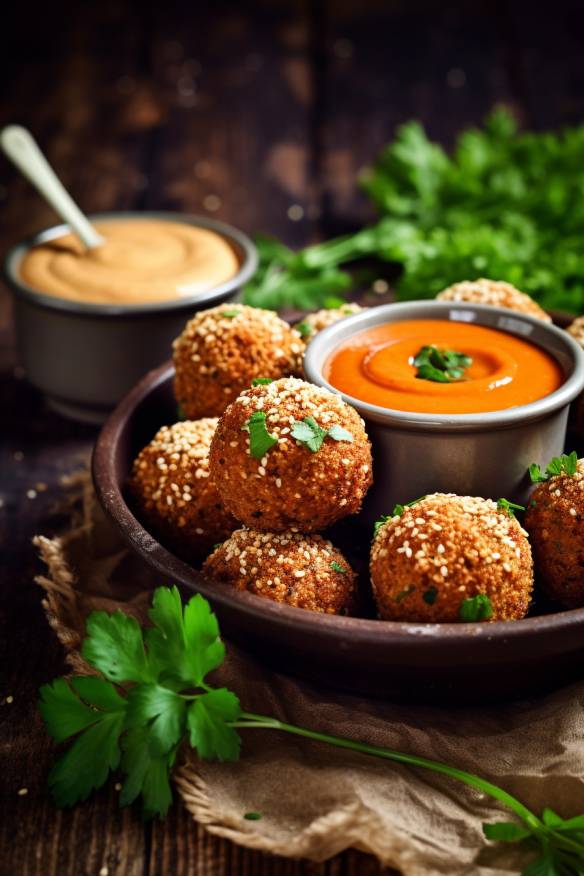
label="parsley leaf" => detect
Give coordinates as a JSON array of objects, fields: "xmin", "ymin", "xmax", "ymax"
[
  {"xmin": 291, "ymin": 417, "xmax": 353, "ymax": 453},
  {"xmin": 530, "ymin": 452, "xmax": 578, "ymax": 483},
  {"xmin": 330, "ymin": 561, "xmax": 346, "ymax": 574},
  {"xmin": 391, "ymin": 496, "xmax": 427, "ymax": 518},
  {"xmin": 423, "ymin": 587, "xmax": 438, "ymax": 605},
  {"xmin": 82, "ymin": 610, "xmax": 154, "ymax": 684},
  {"xmin": 244, "ymin": 811, "xmax": 263, "ymax": 820},
  {"xmin": 221, "ymin": 310, "xmax": 240, "ymax": 318},
  {"xmin": 395, "ymin": 586, "xmax": 415, "ymax": 602},
  {"xmin": 119, "ymin": 726, "xmax": 175, "ymax": 819},
  {"xmin": 414, "ymin": 345, "xmax": 472, "ymax": 383},
  {"xmin": 242, "ymin": 411, "xmax": 278, "ymax": 460},
  {"xmin": 251, "ymin": 377, "xmax": 274, "ymax": 386},
  {"xmin": 187, "ymin": 688, "xmax": 241, "ymax": 762},
  {"xmin": 295, "ymin": 321, "xmax": 313, "ymax": 339},
  {"xmin": 459, "ymin": 594, "xmax": 493, "ymax": 622},
  {"xmin": 374, "ymin": 514, "xmax": 390, "ymax": 536},
  {"xmin": 497, "ymin": 498, "xmax": 525, "ymax": 518},
  {"xmin": 39, "ymin": 677, "xmax": 126, "ymax": 807},
  {"xmin": 126, "ymin": 684, "xmax": 186, "ymax": 757},
  {"xmin": 483, "ymin": 822, "xmax": 532, "ymax": 842}
]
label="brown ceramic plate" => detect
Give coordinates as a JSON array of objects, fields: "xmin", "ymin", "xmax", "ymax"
[{"xmin": 92, "ymin": 360, "xmax": 584, "ymax": 702}]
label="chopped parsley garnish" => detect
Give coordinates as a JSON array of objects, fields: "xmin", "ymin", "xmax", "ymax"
[
  {"xmin": 213, "ymin": 543, "xmax": 223, "ymax": 551},
  {"xmin": 422, "ymin": 587, "xmax": 438, "ymax": 605},
  {"xmin": 391, "ymin": 496, "xmax": 427, "ymax": 517},
  {"xmin": 395, "ymin": 586, "xmax": 415, "ymax": 602},
  {"xmin": 243, "ymin": 811, "xmax": 263, "ymax": 821},
  {"xmin": 177, "ymin": 404, "xmax": 187, "ymax": 421},
  {"xmin": 330, "ymin": 561, "xmax": 346, "ymax": 574},
  {"xmin": 251, "ymin": 377, "xmax": 274, "ymax": 386},
  {"xmin": 242, "ymin": 411, "xmax": 278, "ymax": 460},
  {"xmin": 324, "ymin": 296, "xmax": 345, "ymax": 309},
  {"xmin": 221, "ymin": 309, "xmax": 240, "ymax": 318},
  {"xmin": 413, "ymin": 345, "xmax": 472, "ymax": 383},
  {"xmin": 497, "ymin": 498, "xmax": 525, "ymax": 518},
  {"xmin": 529, "ymin": 451, "xmax": 578, "ymax": 483},
  {"xmin": 295, "ymin": 322, "xmax": 313, "ymax": 339},
  {"xmin": 459, "ymin": 594, "xmax": 493, "ymax": 622},
  {"xmin": 373, "ymin": 515, "xmax": 390, "ymax": 537},
  {"xmin": 290, "ymin": 417, "xmax": 353, "ymax": 453}
]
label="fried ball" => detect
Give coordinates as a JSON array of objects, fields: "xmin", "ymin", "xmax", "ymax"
[
  {"xmin": 173, "ymin": 304, "xmax": 304, "ymax": 419},
  {"xmin": 525, "ymin": 460, "xmax": 584, "ymax": 607},
  {"xmin": 209, "ymin": 377, "xmax": 373, "ymax": 532},
  {"xmin": 437, "ymin": 279, "xmax": 551, "ymax": 322},
  {"xmin": 370, "ymin": 493, "xmax": 533, "ymax": 622},
  {"xmin": 568, "ymin": 316, "xmax": 584, "ymax": 347},
  {"xmin": 203, "ymin": 528, "xmax": 357, "ymax": 614},
  {"xmin": 294, "ymin": 303, "xmax": 365, "ymax": 343},
  {"xmin": 130, "ymin": 419, "xmax": 237, "ymax": 562}
]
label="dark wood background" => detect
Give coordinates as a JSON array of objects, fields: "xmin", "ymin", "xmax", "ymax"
[{"xmin": 2, "ymin": 1, "xmax": 584, "ymax": 873}]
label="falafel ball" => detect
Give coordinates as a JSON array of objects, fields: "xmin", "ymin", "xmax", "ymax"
[
  {"xmin": 173, "ymin": 304, "xmax": 304, "ymax": 419},
  {"xmin": 370, "ymin": 493, "xmax": 533, "ymax": 622},
  {"xmin": 203, "ymin": 528, "xmax": 357, "ymax": 614},
  {"xmin": 568, "ymin": 316, "xmax": 584, "ymax": 347},
  {"xmin": 294, "ymin": 303, "xmax": 365, "ymax": 343},
  {"xmin": 525, "ymin": 459, "xmax": 584, "ymax": 607},
  {"xmin": 209, "ymin": 377, "xmax": 373, "ymax": 532},
  {"xmin": 130, "ymin": 419, "xmax": 237, "ymax": 562},
  {"xmin": 437, "ymin": 279, "xmax": 551, "ymax": 322}
]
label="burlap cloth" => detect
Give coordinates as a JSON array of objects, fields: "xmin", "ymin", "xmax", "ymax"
[{"xmin": 33, "ymin": 472, "xmax": 584, "ymax": 876}]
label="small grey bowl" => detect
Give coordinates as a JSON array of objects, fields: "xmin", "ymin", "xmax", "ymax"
[
  {"xmin": 304, "ymin": 300, "xmax": 584, "ymax": 524},
  {"xmin": 4, "ymin": 211, "xmax": 258, "ymax": 423}
]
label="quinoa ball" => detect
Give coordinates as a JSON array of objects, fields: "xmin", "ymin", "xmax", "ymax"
[
  {"xmin": 173, "ymin": 304, "xmax": 304, "ymax": 419},
  {"xmin": 437, "ymin": 279, "xmax": 551, "ymax": 322},
  {"xmin": 209, "ymin": 377, "xmax": 373, "ymax": 532},
  {"xmin": 294, "ymin": 303, "xmax": 365, "ymax": 344},
  {"xmin": 203, "ymin": 528, "xmax": 357, "ymax": 614},
  {"xmin": 525, "ymin": 460, "xmax": 584, "ymax": 607},
  {"xmin": 370, "ymin": 493, "xmax": 533, "ymax": 622},
  {"xmin": 130, "ymin": 419, "xmax": 237, "ymax": 563}
]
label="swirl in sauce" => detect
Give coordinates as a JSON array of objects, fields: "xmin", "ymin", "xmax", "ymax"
[
  {"xmin": 19, "ymin": 219, "xmax": 240, "ymax": 305},
  {"xmin": 324, "ymin": 319, "xmax": 563, "ymax": 414}
]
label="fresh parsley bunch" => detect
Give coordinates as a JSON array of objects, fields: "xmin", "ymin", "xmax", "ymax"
[
  {"xmin": 39, "ymin": 587, "xmax": 584, "ymax": 874},
  {"xmin": 244, "ymin": 108, "xmax": 584, "ymax": 314}
]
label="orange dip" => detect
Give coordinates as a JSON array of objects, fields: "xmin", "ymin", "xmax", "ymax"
[
  {"xmin": 324, "ymin": 319, "xmax": 563, "ymax": 414},
  {"xmin": 19, "ymin": 219, "xmax": 240, "ymax": 305}
]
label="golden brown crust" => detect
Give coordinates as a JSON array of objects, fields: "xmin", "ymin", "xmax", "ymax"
[
  {"xmin": 294, "ymin": 304, "xmax": 365, "ymax": 342},
  {"xmin": 525, "ymin": 460, "xmax": 584, "ymax": 607},
  {"xmin": 209, "ymin": 377, "xmax": 373, "ymax": 532},
  {"xmin": 172, "ymin": 304, "xmax": 304, "ymax": 419},
  {"xmin": 203, "ymin": 528, "xmax": 357, "ymax": 614},
  {"xmin": 567, "ymin": 316, "xmax": 584, "ymax": 348},
  {"xmin": 130, "ymin": 419, "xmax": 237, "ymax": 563},
  {"xmin": 437, "ymin": 279, "xmax": 551, "ymax": 322},
  {"xmin": 370, "ymin": 493, "xmax": 533, "ymax": 622}
]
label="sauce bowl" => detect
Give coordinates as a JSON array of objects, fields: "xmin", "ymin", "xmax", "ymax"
[
  {"xmin": 4, "ymin": 211, "xmax": 257, "ymax": 423},
  {"xmin": 303, "ymin": 301, "xmax": 584, "ymax": 525}
]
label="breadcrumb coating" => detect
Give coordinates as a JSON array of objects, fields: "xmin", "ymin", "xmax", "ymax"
[
  {"xmin": 130, "ymin": 419, "xmax": 237, "ymax": 562},
  {"xmin": 370, "ymin": 493, "xmax": 533, "ymax": 622},
  {"xmin": 209, "ymin": 376, "xmax": 373, "ymax": 532},
  {"xmin": 437, "ymin": 279, "xmax": 551, "ymax": 322},
  {"xmin": 294, "ymin": 304, "xmax": 365, "ymax": 342},
  {"xmin": 567, "ymin": 316, "xmax": 584, "ymax": 347},
  {"xmin": 203, "ymin": 528, "xmax": 356, "ymax": 614},
  {"xmin": 173, "ymin": 304, "xmax": 304, "ymax": 419},
  {"xmin": 525, "ymin": 460, "xmax": 584, "ymax": 607}
]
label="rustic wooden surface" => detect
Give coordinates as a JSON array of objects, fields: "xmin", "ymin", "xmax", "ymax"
[{"xmin": 2, "ymin": 1, "xmax": 584, "ymax": 873}]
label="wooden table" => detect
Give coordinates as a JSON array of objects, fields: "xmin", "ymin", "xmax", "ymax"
[{"xmin": 2, "ymin": 2, "xmax": 584, "ymax": 873}]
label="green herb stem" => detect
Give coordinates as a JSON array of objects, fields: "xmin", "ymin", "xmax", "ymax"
[{"xmin": 236, "ymin": 711, "xmax": 542, "ymax": 832}]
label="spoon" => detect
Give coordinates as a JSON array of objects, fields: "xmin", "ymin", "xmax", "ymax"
[{"xmin": 0, "ymin": 125, "xmax": 104, "ymax": 249}]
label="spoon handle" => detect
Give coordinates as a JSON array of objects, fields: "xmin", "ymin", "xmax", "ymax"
[{"xmin": 0, "ymin": 125, "xmax": 104, "ymax": 250}]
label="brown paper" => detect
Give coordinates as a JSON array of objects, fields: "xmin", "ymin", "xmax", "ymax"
[{"xmin": 34, "ymin": 474, "xmax": 584, "ymax": 875}]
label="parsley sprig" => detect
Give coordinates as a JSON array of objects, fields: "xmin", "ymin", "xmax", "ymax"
[
  {"xmin": 39, "ymin": 588, "xmax": 584, "ymax": 874},
  {"xmin": 529, "ymin": 452, "xmax": 578, "ymax": 484},
  {"xmin": 290, "ymin": 416, "xmax": 353, "ymax": 453},
  {"xmin": 242, "ymin": 411, "xmax": 278, "ymax": 460},
  {"xmin": 413, "ymin": 345, "xmax": 472, "ymax": 383},
  {"xmin": 497, "ymin": 498, "xmax": 526, "ymax": 518}
]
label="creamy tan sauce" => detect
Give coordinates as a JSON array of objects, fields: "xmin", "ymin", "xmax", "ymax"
[{"xmin": 19, "ymin": 219, "xmax": 240, "ymax": 305}]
